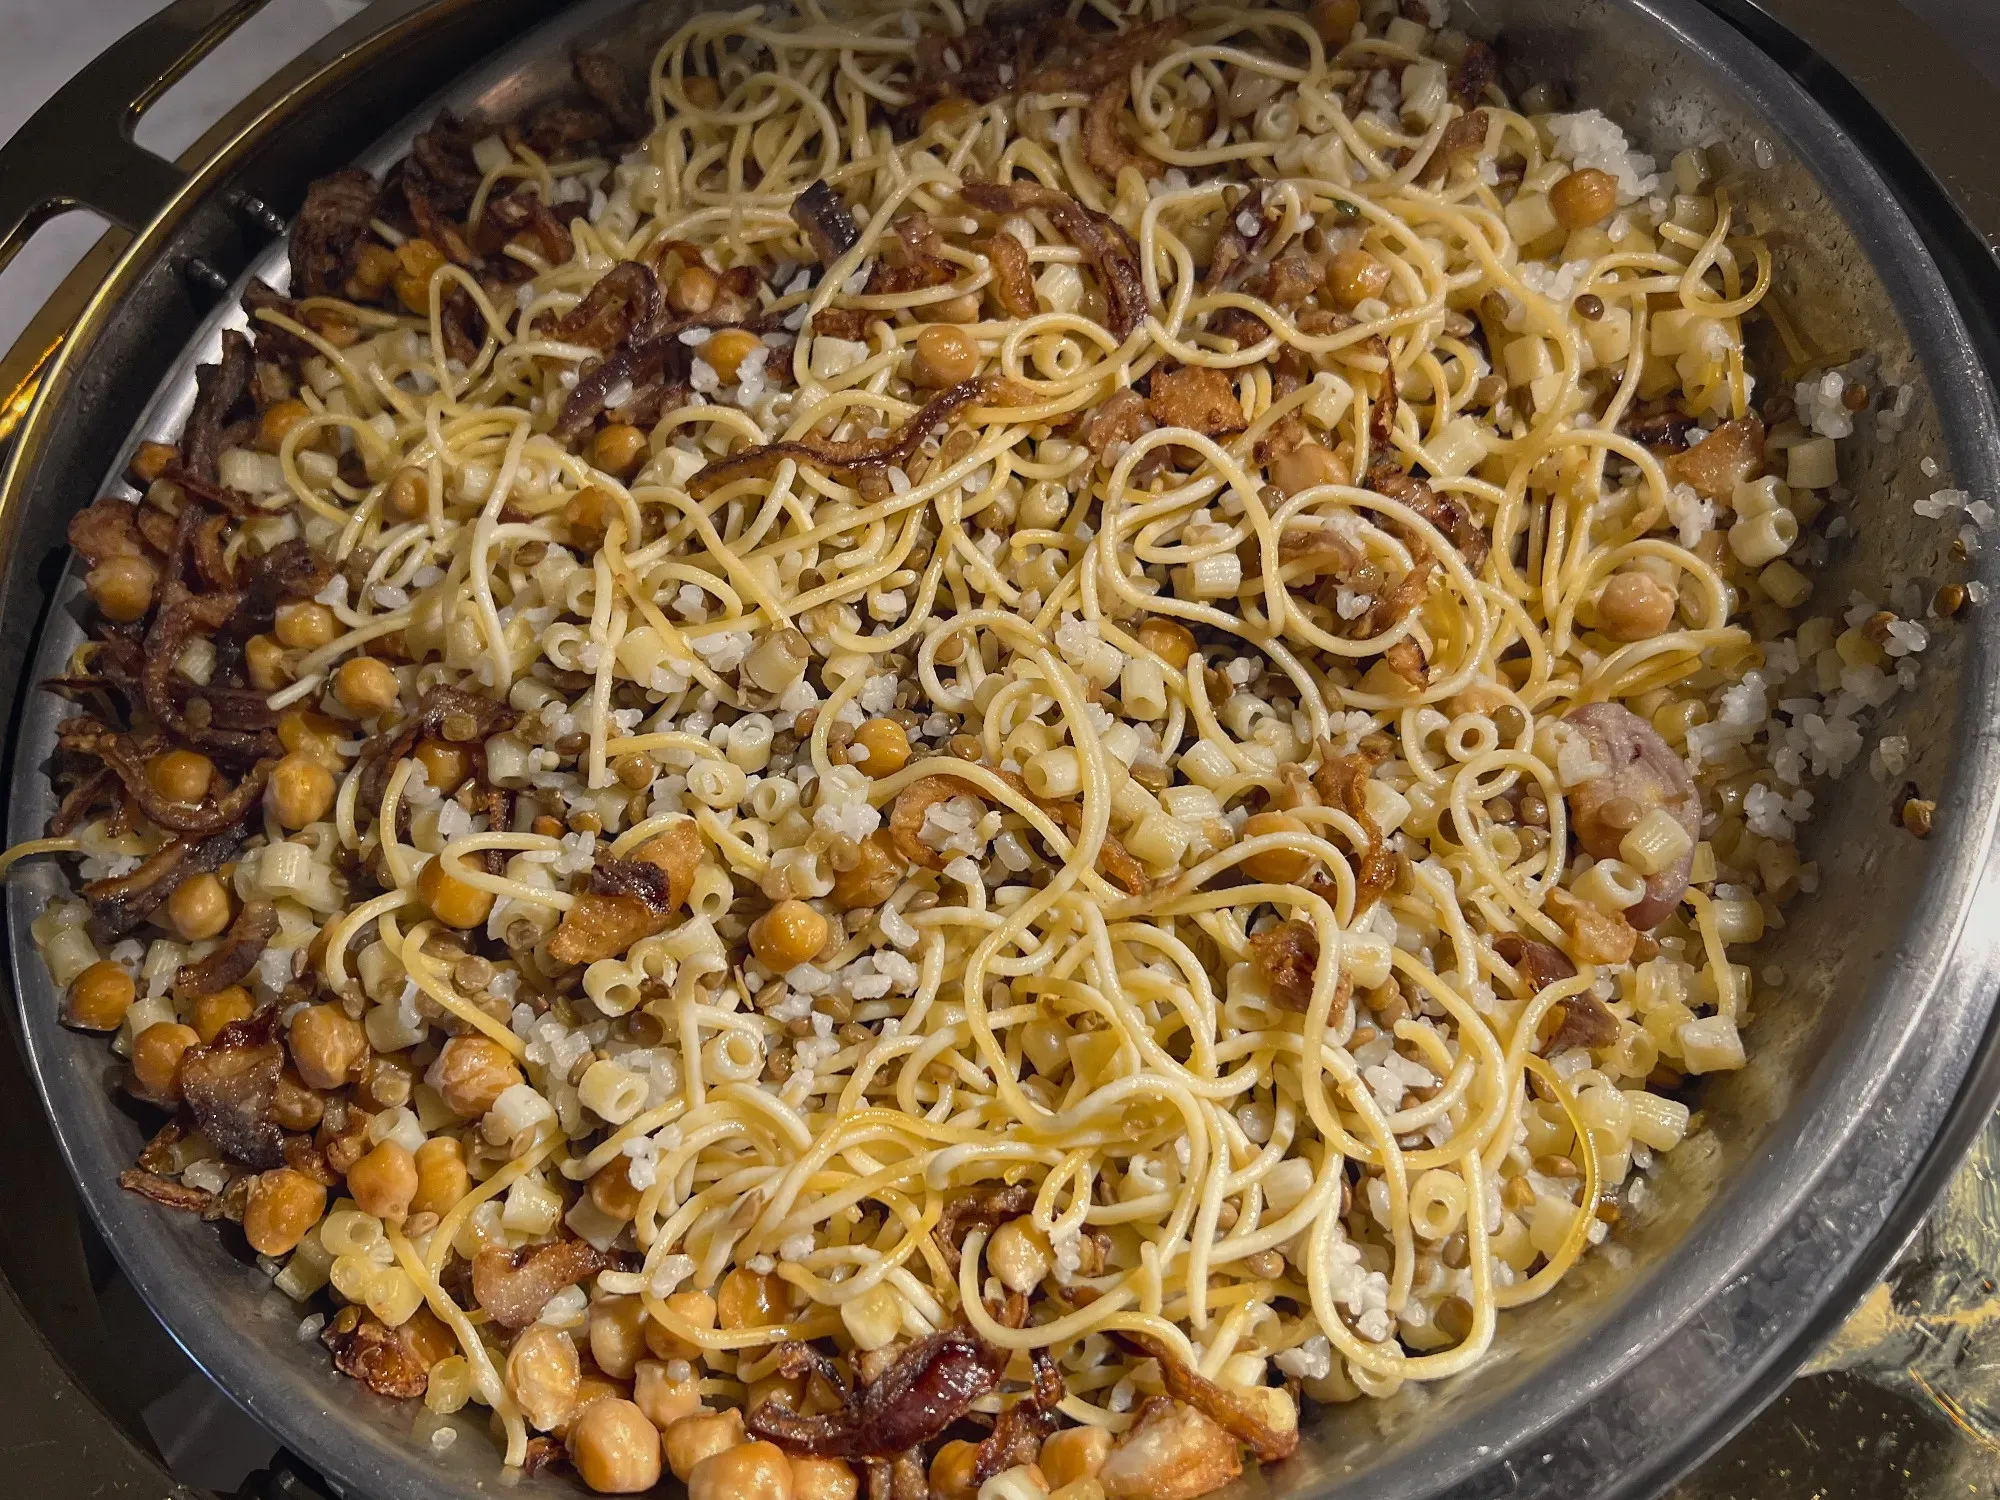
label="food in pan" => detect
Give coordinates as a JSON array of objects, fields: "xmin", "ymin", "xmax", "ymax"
[{"xmin": 5, "ymin": 0, "xmax": 1958, "ymax": 1493}]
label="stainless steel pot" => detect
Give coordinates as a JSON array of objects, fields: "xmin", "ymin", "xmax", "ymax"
[{"xmin": 2, "ymin": 2, "xmax": 1997, "ymax": 1497}]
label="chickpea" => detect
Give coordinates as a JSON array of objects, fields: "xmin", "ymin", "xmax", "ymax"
[
  {"xmin": 417, "ymin": 852, "xmax": 494, "ymax": 929},
  {"xmin": 1136, "ymin": 618, "xmax": 1197, "ymax": 670},
  {"xmin": 241, "ymin": 1167, "xmax": 328, "ymax": 1255},
  {"xmin": 913, "ymin": 325, "xmax": 979, "ymax": 387},
  {"xmin": 666, "ymin": 1409, "xmax": 747, "ymax": 1482},
  {"xmin": 921, "ymin": 95, "xmax": 976, "ymax": 133},
  {"xmin": 267, "ymin": 753, "xmax": 336, "ymax": 830},
  {"xmin": 830, "ymin": 829, "xmax": 906, "ymax": 910},
  {"xmin": 257, "ymin": 398, "xmax": 312, "ymax": 454},
  {"xmin": 564, "ymin": 485, "xmax": 615, "ymax": 543},
  {"xmin": 290, "ymin": 1004, "xmax": 366, "ymax": 1090},
  {"xmin": 848, "ymin": 718, "xmax": 911, "ymax": 777},
  {"xmin": 386, "ymin": 466, "xmax": 428, "ymax": 520},
  {"xmin": 571, "ymin": 1398, "xmax": 664, "ymax": 1495},
  {"xmin": 129, "ymin": 1022, "xmax": 198, "ymax": 1103},
  {"xmin": 335, "ymin": 656, "xmax": 400, "ymax": 717},
  {"xmin": 508, "ymin": 1323, "xmax": 581, "ymax": 1433},
  {"xmin": 683, "ymin": 76, "xmax": 722, "ymax": 109},
  {"xmin": 590, "ymin": 1295, "xmax": 650, "ymax": 1380},
  {"xmin": 413, "ymin": 738, "xmax": 470, "ymax": 794},
  {"xmin": 703, "ymin": 328, "xmax": 765, "ymax": 385},
  {"xmin": 411, "ymin": 1136, "xmax": 470, "ymax": 1216},
  {"xmin": 190, "ymin": 984, "xmax": 254, "ymax": 1044},
  {"xmin": 430, "ymin": 1034, "xmax": 524, "ymax": 1117},
  {"xmin": 929, "ymin": 1439, "xmax": 982, "ymax": 1500},
  {"xmin": 1269, "ymin": 441, "xmax": 1351, "ymax": 497},
  {"xmin": 66, "ymin": 961, "xmax": 135, "ymax": 1032},
  {"xmin": 592, "ymin": 423, "xmax": 651, "ymax": 479},
  {"xmin": 644, "ymin": 1288, "xmax": 718, "ymax": 1361},
  {"xmin": 669, "ymin": 265, "xmax": 720, "ymax": 317},
  {"xmin": 86, "ymin": 555, "xmax": 157, "ymax": 623},
  {"xmin": 920, "ymin": 291, "xmax": 981, "ymax": 325},
  {"xmin": 633, "ymin": 1358, "xmax": 702, "ymax": 1430},
  {"xmin": 168, "ymin": 872, "xmax": 233, "ymax": 942},
  {"xmin": 792, "ymin": 1456, "xmax": 860, "ymax": 1500},
  {"xmin": 689, "ymin": 1441, "xmax": 794, "ymax": 1500},
  {"xmin": 1596, "ymin": 572, "xmax": 1678, "ymax": 641},
  {"xmin": 275, "ymin": 600, "xmax": 337, "ymax": 650},
  {"xmin": 1308, "ymin": 0, "xmax": 1361, "ymax": 44},
  {"xmin": 244, "ymin": 633, "xmax": 290, "ymax": 691},
  {"xmin": 1550, "ymin": 167, "xmax": 1619, "ymax": 231},
  {"xmin": 130, "ymin": 440, "xmax": 178, "ymax": 485},
  {"xmin": 717, "ymin": 1267, "xmax": 789, "ymax": 1330},
  {"xmin": 1324, "ymin": 247, "xmax": 1391, "ymax": 308},
  {"xmin": 1239, "ymin": 811, "xmax": 1313, "ymax": 883},
  {"xmin": 349, "ymin": 242, "xmax": 399, "ymax": 300},
  {"xmin": 988, "ymin": 1218, "xmax": 1051, "ymax": 1294},
  {"xmin": 590, "ymin": 1156, "xmax": 643, "ymax": 1221},
  {"xmin": 147, "ymin": 749, "xmax": 214, "ymax": 804},
  {"xmin": 750, "ymin": 900, "xmax": 830, "ymax": 970},
  {"xmin": 278, "ymin": 709, "xmax": 344, "ymax": 766},
  {"xmin": 1041, "ymin": 1427, "xmax": 1112, "ymax": 1490},
  {"xmin": 346, "ymin": 1140, "xmax": 419, "ymax": 1221},
  {"xmin": 272, "ymin": 1068, "xmax": 325, "ymax": 1133},
  {"xmin": 394, "ymin": 238, "xmax": 447, "ymax": 312}
]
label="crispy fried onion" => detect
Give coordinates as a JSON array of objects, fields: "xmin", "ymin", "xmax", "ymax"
[
  {"xmin": 182, "ymin": 329, "xmax": 254, "ymax": 484},
  {"xmin": 1449, "ymin": 39, "xmax": 1499, "ymax": 109},
  {"xmin": 889, "ymin": 767, "xmax": 1147, "ymax": 894},
  {"xmin": 472, "ymin": 1237, "xmax": 615, "ymax": 1329},
  {"xmin": 1669, "ymin": 414, "xmax": 1765, "ymax": 502},
  {"xmin": 1106, "ymin": 1326, "xmax": 1298, "ymax": 1463},
  {"xmin": 1246, "ymin": 919, "xmax": 1349, "ymax": 1020},
  {"xmin": 545, "ymin": 827, "xmax": 698, "ymax": 966},
  {"xmin": 1366, "ymin": 460, "xmax": 1490, "ymax": 572},
  {"xmin": 175, "ymin": 898, "xmax": 281, "ymax": 999},
  {"xmin": 119, "ymin": 1168, "xmax": 214, "ymax": 1215},
  {"xmin": 100, "ymin": 736, "xmax": 277, "ymax": 838},
  {"xmin": 290, "ymin": 167, "xmax": 381, "ymax": 299},
  {"xmin": 1146, "ymin": 365, "xmax": 1244, "ymax": 437},
  {"xmin": 1543, "ymin": 988, "xmax": 1621, "ymax": 1052},
  {"xmin": 865, "ymin": 215, "xmax": 957, "ymax": 298},
  {"xmin": 1204, "ymin": 182, "xmax": 1285, "ymax": 295},
  {"xmin": 321, "ymin": 1305, "xmax": 431, "ymax": 1399},
  {"xmin": 68, "ymin": 497, "xmax": 146, "ymax": 568},
  {"xmin": 747, "ymin": 1326, "xmax": 1009, "ymax": 1459},
  {"xmin": 179, "ymin": 1005, "xmax": 285, "ymax": 1170},
  {"xmin": 1311, "ymin": 744, "xmax": 1399, "ymax": 913},
  {"xmin": 1491, "ymin": 932, "xmax": 1577, "ymax": 992},
  {"xmin": 960, "ymin": 180, "xmax": 1147, "ymax": 338},
  {"xmin": 84, "ymin": 828, "xmax": 242, "ymax": 938},
  {"xmin": 142, "ymin": 505, "xmax": 270, "ymax": 759},
  {"xmin": 688, "ymin": 375, "xmax": 1016, "ymax": 500},
  {"xmin": 1084, "ymin": 76, "xmax": 1159, "ymax": 182},
  {"xmin": 935, "ymin": 1180, "xmax": 1037, "ymax": 1270},
  {"xmin": 554, "ymin": 260, "xmax": 660, "ymax": 352},
  {"xmin": 792, "ymin": 179, "xmax": 862, "ymax": 265},
  {"xmin": 982, "ymin": 230, "xmax": 1036, "ymax": 318},
  {"xmin": 358, "ymin": 683, "xmax": 515, "ymax": 810}
]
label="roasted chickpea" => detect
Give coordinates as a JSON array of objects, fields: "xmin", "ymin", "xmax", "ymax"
[
  {"xmin": 508, "ymin": 1323, "xmax": 582, "ymax": 1433},
  {"xmin": 411, "ymin": 1135, "xmax": 470, "ymax": 1215},
  {"xmin": 633, "ymin": 1358, "xmax": 702, "ymax": 1430},
  {"xmin": 988, "ymin": 1217, "xmax": 1051, "ymax": 1294},
  {"xmin": 589, "ymin": 1295, "xmax": 649, "ymax": 1380},
  {"xmin": 567, "ymin": 1397, "xmax": 663, "ymax": 1495},
  {"xmin": 1308, "ymin": 0, "xmax": 1361, "ymax": 44},
  {"xmin": 848, "ymin": 718, "xmax": 911, "ymax": 777},
  {"xmin": 349, "ymin": 242, "xmax": 399, "ymax": 300},
  {"xmin": 1136, "ymin": 617, "xmax": 1198, "ymax": 669},
  {"xmin": 593, "ymin": 423, "xmax": 651, "ymax": 479},
  {"xmin": 258, "ymin": 399, "xmax": 312, "ymax": 454},
  {"xmin": 245, "ymin": 633, "xmax": 290, "ymax": 691},
  {"xmin": 919, "ymin": 291, "xmax": 981, "ymax": 325},
  {"xmin": 66, "ymin": 961, "xmax": 135, "ymax": 1032},
  {"xmin": 1040, "ymin": 1427, "xmax": 1113, "ymax": 1490},
  {"xmin": 590, "ymin": 1156, "xmax": 643, "ymax": 1221},
  {"xmin": 168, "ymin": 872, "xmax": 233, "ymax": 942},
  {"xmin": 1325, "ymin": 247, "xmax": 1392, "ymax": 308},
  {"xmin": 703, "ymin": 328, "xmax": 765, "ymax": 385},
  {"xmin": 271, "ymin": 1068, "xmax": 326, "ymax": 1133},
  {"xmin": 829, "ymin": 829, "xmax": 906, "ymax": 910},
  {"xmin": 912, "ymin": 325, "xmax": 979, "ymax": 387},
  {"xmin": 920, "ymin": 95, "xmax": 976, "ymax": 133},
  {"xmin": 750, "ymin": 899, "xmax": 829, "ymax": 970},
  {"xmin": 1269, "ymin": 441, "xmax": 1351, "ymax": 497},
  {"xmin": 86, "ymin": 555, "xmax": 157, "ymax": 623},
  {"xmin": 644, "ymin": 1289, "xmax": 718, "ymax": 1362},
  {"xmin": 668, "ymin": 264, "xmax": 720, "ymax": 317},
  {"xmin": 190, "ymin": 984, "xmax": 254, "ymax": 1044},
  {"xmin": 717, "ymin": 1267, "xmax": 789, "ymax": 1330},
  {"xmin": 1550, "ymin": 167, "xmax": 1619, "ymax": 231},
  {"xmin": 413, "ymin": 738, "xmax": 470, "ymax": 794},
  {"xmin": 689, "ymin": 1441, "xmax": 794, "ymax": 1500},
  {"xmin": 278, "ymin": 709, "xmax": 344, "ymax": 766},
  {"xmin": 290, "ymin": 1003, "xmax": 367, "ymax": 1090},
  {"xmin": 1239, "ymin": 811, "xmax": 1313, "ymax": 884},
  {"xmin": 394, "ymin": 238, "xmax": 446, "ymax": 313},
  {"xmin": 335, "ymin": 656, "xmax": 401, "ymax": 717},
  {"xmin": 417, "ymin": 852, "xmax": 494, "ymax": 929},
  {"xmin": 791, "ymin": 1456, "xmax": 860, "ymax": 1500},
  {"xmin": 1596, "ymin": 572, "xmax": 1678, "ymax": 641},
  {"xmin": 386, "ymin": 466, "xmax": 428, "ymax": 520},
  {"xmin": 242, "ymin": 1167, "xmax": 328, "ymax": 1255},
  {"xmin": 666, "ymin": 1409, "xmax": 747, "ymax": 1482},
  {"xmin": 564, "ymin": 485, "xmax": 615, "ymax": 544},
  {"xmin": 683, "ymin": 76, "xmax": 721, "ymax": 109},
  {"xmin": 130, "ymin": 440, "xmax": 178, "ymax": 485},
  {"xmin": 267, "ymin": 753, "xmax": 336, "ymax": 829},
  {"xmin": 346, "ymin": 1140, "xmax": 419, "ymax": 1221},
  {"xmin": 929, "ymin": 1439, "xmax": 982, "ymax": 1500},
  {"xmin": 274, "ymin": 600, "xmax": 337, "ymax": 650},
  {"xmin": 129, "ymin": 1022, "xmax": 198, "ymax": 1103},
  {"xmin": 148, "ymin": 748, "xmax": 214, "ymax": 804},
  {"xmin": 429, "ymin": 1034, "xmax": 524, "ymax": 1117}
]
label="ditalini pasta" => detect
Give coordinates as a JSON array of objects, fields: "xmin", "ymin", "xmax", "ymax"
[{"xmin": 7, "ymin": 0, "xmax": 1952, "ymax": 1494}]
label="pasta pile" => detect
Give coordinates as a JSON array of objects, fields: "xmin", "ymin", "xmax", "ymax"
[{"xmin": 17, "ymin": 0, "xmax": 1890, "ymax": 1493}]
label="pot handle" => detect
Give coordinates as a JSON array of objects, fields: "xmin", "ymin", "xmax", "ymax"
[{"xmin": 0, "ymin": 0, "xmax": 276, "ymax": 275}]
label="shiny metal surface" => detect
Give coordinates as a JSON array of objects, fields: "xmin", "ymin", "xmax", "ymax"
[{"xmin": 2, "ymin": 1, "xmax": 1999, "ymax": 1498}]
